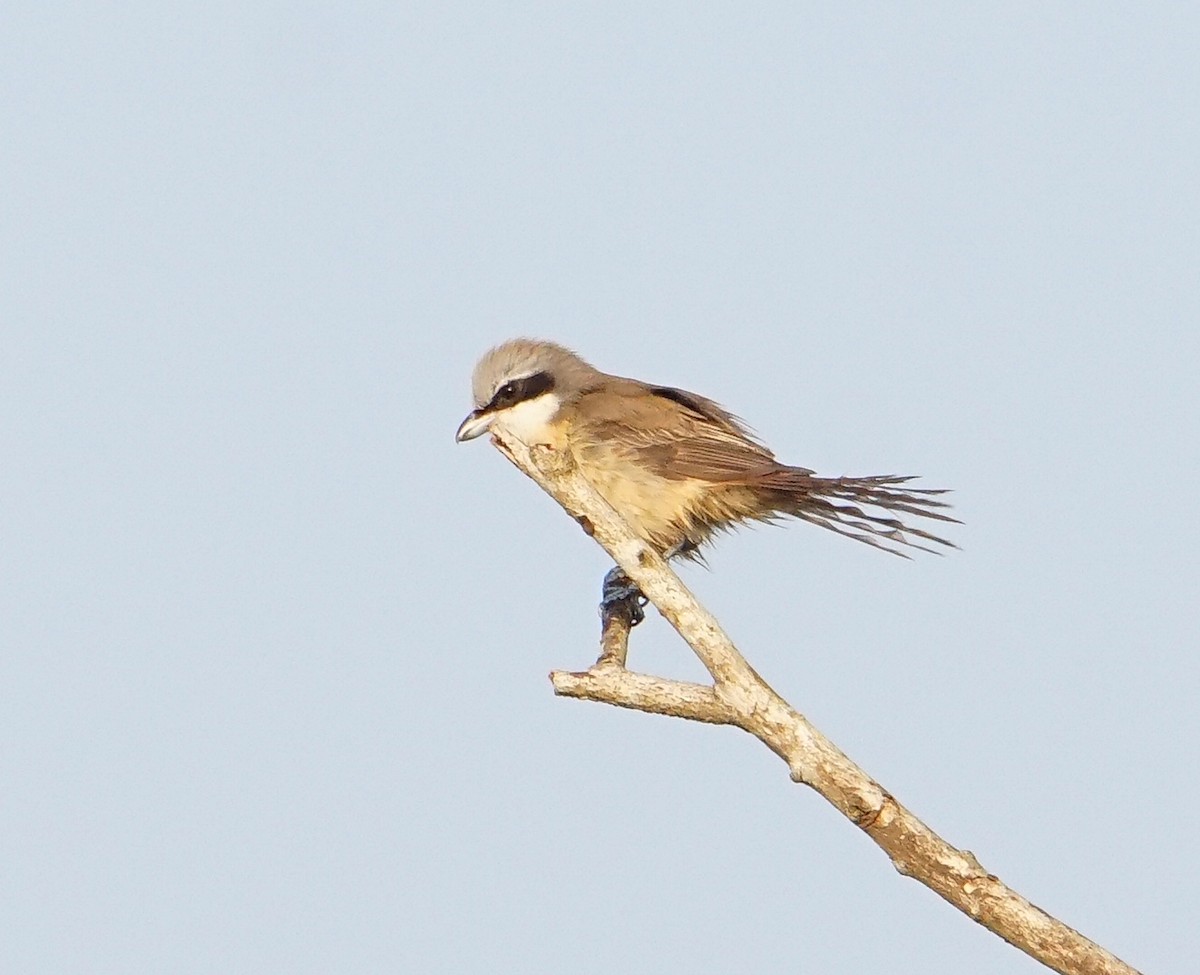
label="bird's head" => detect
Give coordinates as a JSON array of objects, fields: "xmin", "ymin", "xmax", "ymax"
[{"xmin": 455, "ymin": 338, "xmax": 598, "ymax": 443}]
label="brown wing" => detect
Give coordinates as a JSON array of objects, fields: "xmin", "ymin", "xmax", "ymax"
[{"xmin": 567, "ymin": 379, "xmax": 782, "ymax": 481}]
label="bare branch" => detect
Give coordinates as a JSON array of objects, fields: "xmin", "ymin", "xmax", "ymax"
[
  {"xmin": 490, "ymin": 429, "xmax": 1141, "ymax": 975},
  {"xmin": 551, "ymin": 668, "xmax": 739, "ymax": 724}
]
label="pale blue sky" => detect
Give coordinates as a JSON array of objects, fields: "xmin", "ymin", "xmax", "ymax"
[{"xmin": 3, "ymin": 4, "xmax": 1197, "ymax": 973}]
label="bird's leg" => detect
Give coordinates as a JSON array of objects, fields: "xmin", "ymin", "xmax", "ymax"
[
  {"xmin": 596, "ymin": 566, "xmax": 647, "ymax": 668},
  {"xmin": 598, "ymin": 542, "xmax": 689, "ymax": 637},
  {"xmin": 600, "ymin": 566, "xmax": 648, "ymax": 626}
]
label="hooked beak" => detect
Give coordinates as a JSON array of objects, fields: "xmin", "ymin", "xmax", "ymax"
[{"xmin": 455, "ymin": 409, "xmax": 493, "ymax": 442}]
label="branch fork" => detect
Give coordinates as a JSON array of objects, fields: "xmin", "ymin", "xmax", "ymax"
[{"xmin": 488, "ymin": 430, "xmax": 1139, "ymax": 975}]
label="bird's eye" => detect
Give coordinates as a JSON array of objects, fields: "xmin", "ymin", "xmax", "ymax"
[{"xmin": 491, "ymin": 380, "xmax": 520, "ymax": 407}]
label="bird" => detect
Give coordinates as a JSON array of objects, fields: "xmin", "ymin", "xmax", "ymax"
[{"xmin": 456, "ymin": 338, "xmax": 956, "ymax": 623}]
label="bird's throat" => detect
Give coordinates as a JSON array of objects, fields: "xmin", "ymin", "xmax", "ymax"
[{"xmin": 493, "ymin": 393, "xmax": 562, "ymax": 443}]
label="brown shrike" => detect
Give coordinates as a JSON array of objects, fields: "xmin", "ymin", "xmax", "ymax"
[{"xmin": 456, "ymin": 339, "xmax": 956, "ymax": 623}]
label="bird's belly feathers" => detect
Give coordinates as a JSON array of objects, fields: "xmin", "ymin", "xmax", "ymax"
[{"xmin": 571, "ymin": 441, "xmax": 732, "ymax": 554}]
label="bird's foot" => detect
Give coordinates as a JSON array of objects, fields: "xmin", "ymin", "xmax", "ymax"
[{"xmin": 599, "ymin": 566, "xmax": 648, "ymax": 627}]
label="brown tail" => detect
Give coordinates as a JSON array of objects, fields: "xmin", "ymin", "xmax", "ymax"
[{"xmin": 758, "ymin": 468, "xmax": 959, "ymax": 557}]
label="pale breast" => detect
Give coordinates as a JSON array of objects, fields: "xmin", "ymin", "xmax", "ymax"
[{"xmin": 571, "ymin": 438, "xmax": 709, "ymax": 553}]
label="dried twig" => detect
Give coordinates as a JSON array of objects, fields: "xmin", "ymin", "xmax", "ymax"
[{"xmin": 488, "ymin": 429, "xmax": 1140, "ymax": 975}]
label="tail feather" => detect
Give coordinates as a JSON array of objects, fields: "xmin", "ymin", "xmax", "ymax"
[{"xmin": 763, "ymin": 470, "xmax": 959, "ymax": 558}]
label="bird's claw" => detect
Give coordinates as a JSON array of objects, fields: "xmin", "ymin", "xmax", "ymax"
[{"xmin": 600, "ymin": 567, "xmax": 648, "ymax": 627}]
